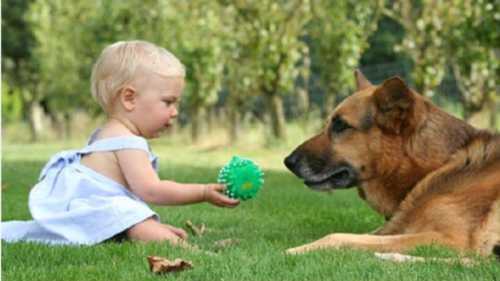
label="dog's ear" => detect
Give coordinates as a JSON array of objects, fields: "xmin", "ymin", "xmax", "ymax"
[
  {"xmin": 355, "ymin": 69, "xmax": 372, "ymax": 91},
  {"xmin": 373, "ymin": 76, "xmax": 414, "ymax": 134}
]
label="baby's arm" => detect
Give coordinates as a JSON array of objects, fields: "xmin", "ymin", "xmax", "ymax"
[{"xmin": 115, "ymin": 149, "xmax": 239, "ymax": 207}]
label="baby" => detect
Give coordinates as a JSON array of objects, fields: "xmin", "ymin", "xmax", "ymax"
[{"xmin": 1, "ymin": 40, "xmax": 239, "ymax": 246}]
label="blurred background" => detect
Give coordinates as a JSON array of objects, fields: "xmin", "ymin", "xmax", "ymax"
[{"xmin": 2, "ymin": 0, "xmax": 499, "ymax": 147}]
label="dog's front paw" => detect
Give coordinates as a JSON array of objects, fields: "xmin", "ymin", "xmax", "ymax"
[
  {"xmin": 285, "ymin": 244, "xmax": 317, "ymax": 255},
  {"xmin": 285, "ymin": 247, "xmax": 302, "ymax": 255},
  {"xmin": 285, "ymin": 234, "xmax": 345, "ymax": 255}
]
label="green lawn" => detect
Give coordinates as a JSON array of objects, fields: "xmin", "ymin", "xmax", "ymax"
[{"xmin": 2, "ymin": 141, "xmax": 499, "ymax": 281}]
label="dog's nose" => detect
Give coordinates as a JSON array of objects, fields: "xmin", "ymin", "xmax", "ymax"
[{"xmin": 284, "ymin": 153, "xmax": 299, "ymax": 171}]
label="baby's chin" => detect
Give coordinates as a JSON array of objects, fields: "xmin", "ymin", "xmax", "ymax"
[
  {"xmin": 151, "ymin": 125, "xmax": 174, "ymax": 138},
  {"xmin": 142, "ymin": 130, "xmax": 161, "ymax": 139}
]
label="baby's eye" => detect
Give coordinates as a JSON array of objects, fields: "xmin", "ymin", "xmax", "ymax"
[{"xmin": 163, "ymin": 100, "xmax": 176, "ymax": 106}]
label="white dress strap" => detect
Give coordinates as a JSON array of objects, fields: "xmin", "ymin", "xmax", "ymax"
[{"xmin": 79, "ymin": 136, "xmax": 150, "ymax": 154}]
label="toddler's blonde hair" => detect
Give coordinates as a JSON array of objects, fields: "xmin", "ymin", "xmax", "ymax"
[{"xmin": 90, "ymin": 40, "xmax": 185, "ymax": 111}]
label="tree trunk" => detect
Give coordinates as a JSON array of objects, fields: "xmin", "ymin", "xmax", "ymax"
[
  {"xmin": 206, "ymin": 107, "xmax": 215, "ymax": 134},
  {"xmin": 28, "ymin": 101, "xmax": 44, "ymax": 142},
  {"xmin": 63, "ymin": 113, "xmax": 72, "ymax": 140},
  {"xmin": 297, "ymin": 88, "xmax": 310, "ymax": 117},
  {"xmin": 48, "ymin": 111, "xmax": 65, "ymax": 140},
  {"xmin": 297, "ymin": 88, "xmax": 310, "ymax": 131},
  {"xmin": 228, "ymin": 107, "xmax": 241, "ymax": 144},
  {"xmin": 266, "ymin": 93, "xmax": 287, "ymax": 140},
  {"xmin": 190, "ymin": 106, "xmax": 201, "ymax": 143}
]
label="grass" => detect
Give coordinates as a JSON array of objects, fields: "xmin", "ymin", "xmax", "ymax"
[{"xmin": 2, "ymin": 138, "xmax": 500, "ymax": 281}]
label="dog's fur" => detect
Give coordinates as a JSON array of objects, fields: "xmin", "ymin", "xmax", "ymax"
[{"xmin": 284, "ymin": 70, "xmax": 500, "ymax": 257}]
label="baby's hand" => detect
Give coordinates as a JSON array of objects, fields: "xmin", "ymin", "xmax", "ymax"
[
  {"xmin": 164, "ymin": 224, "xmax": 188, "ymax": 240},
  {"xmin": 204, "ymin": 184, "xmax": 240, "ymax": 208}
]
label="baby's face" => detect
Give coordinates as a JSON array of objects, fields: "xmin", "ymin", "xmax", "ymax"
[{"xmin": 131, "ymin": 71, "xmax": 185, "ymax": 138}]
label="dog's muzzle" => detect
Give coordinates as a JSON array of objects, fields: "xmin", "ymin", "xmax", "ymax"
[{"xmin": 284, "ymin": 152, "xmax": 358, "ymax": 190}]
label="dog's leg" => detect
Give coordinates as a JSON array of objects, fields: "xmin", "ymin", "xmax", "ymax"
[
  {"xmin": 286, "ymin": 232, "xmax": 454, "ymax": 254},
  {"xmin": 374, "ymin": 252, "xmax": 475, "ymax": 266}
]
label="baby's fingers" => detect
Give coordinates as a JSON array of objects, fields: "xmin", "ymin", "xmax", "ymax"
[
  {"xmin": 173, "ymin": 227, "xmax": 188, "ymax": 240},
  {"xmin": 218, "ymin": 194, "xmax": 240, "ymax": 207},
  {"xmin": 165, "ymin": 225, "xmax": 188, "ymax": 240}
]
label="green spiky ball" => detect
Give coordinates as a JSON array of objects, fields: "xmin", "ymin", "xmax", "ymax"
[{"xmin": 217, "ymin": 156, "xmax": 264, "ymax": 200}]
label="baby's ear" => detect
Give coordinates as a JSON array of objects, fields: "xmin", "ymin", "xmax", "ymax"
[{"xmin": 119, "ymin": 86, "xmax": 137, "ymax": 111}]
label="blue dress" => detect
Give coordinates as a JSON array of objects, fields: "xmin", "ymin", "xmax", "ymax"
[{"xmin": 1, "ymin": 131, "xmax": 159, "ymax": 245}]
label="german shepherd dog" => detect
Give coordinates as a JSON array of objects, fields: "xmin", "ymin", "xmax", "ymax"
[{"xmin": 284, "ymin": 70, "xmax": 500, "ymax": 259}]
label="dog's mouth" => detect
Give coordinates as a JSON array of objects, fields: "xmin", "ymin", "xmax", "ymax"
[{"xmin": 303, "ymin": 165, "xmax": 358, "ymax": 190}]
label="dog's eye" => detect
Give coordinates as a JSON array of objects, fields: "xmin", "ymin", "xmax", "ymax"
[{"xmin": 331, "ymin": 117, "xmax": 352, "ymax": 134}]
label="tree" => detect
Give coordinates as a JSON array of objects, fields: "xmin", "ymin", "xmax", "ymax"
[
  {"xmin": 104, "ymin": 0, "xmax": 229, "ymax": 143},
  {"xmin": 221, "ymin": 39, "xmax": 261, "ymax": 143},
  {"xmin": 360, "ymin": 16, "xmax": 409, "ymax": 66},
  {"xmin": 309, "ymin": 0, "xmax": 383, "ymax": 115},
  {"xmin": 223, "ymin": 0, "xmax": 312, "ymax": 142},
  {"xmin": 219, "ymin": 2, "xmax": 269, "ymax": 143},
  {"xmin": 446, "ymin": 0, "xmax": 499, "ymax": 126},
  {"xmin": 28, "ymin": 0, "xmax": 95, "ymax": 138},
  {"xmin": 383, "ymin": 0, "xmax": 460, "ymax": 97},
  {"xmin": 164, "ymin": 1, "xmax": 227, "ymax": 142},
  {"xmin": 2, "ymin": 0, "xmax": 42, "ymax": 141},
  {"xmin": 26, "ymin": 0, "xmax": 226, "ymax": 142}
]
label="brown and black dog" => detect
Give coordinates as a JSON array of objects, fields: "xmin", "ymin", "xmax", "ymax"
[{"xmin": 284, "ymin": 70, "xmax": 500, "ymax": 258}]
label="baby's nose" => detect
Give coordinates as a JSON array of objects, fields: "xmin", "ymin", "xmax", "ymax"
[{"xmin": 171, "ymin": 107, "xmax": 178, "ymax": 118}]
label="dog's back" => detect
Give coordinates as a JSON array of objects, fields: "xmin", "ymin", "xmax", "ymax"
[{"xmin": 379, "ymin": 132, "xmax": 500, "ymax": 256}]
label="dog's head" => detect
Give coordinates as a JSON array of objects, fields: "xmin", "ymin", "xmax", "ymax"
[{"xmin": 284, "ymin": 70, "xmax": 449, "ymax": 193}]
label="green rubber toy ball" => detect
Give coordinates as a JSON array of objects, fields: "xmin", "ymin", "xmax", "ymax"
[{"xmin": 217, "ymin": 156, "xmax": 264, "ymax": 200}]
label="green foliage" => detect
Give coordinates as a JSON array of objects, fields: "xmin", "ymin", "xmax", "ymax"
[
  {"xmin": 1, "ymin": 81, "xmax": 24, "ymax": 123},
  {"xmin": 220, "ymin": 1, "xmax": 312, "ymax": 95},
  {"xmin": 309, "ymin": 0, "xmax": 383, "ymax": 101},
  {"xmin": 174, "ymin": 2, "xmax": 225, "ymax": 108},
  {"xmin": 222, "ymin": 0, "xmax": 313, "ymax": 140},
  {"xmin": 29, "ymin": 0, "xmax": 88, "ymax": 115},
  {"xmin": 384, "ymin": 0, "xmax": 456, "ymax": 97},
  {"xmin": 26, "ymin": 0, "xmax": 228, "ymax": 141},
  {"xmin": 2, "ymin": 0, "xmax": 498, "ymax": 140},
  {"xmin": 1, "ymin": 0, "xmax": 37, "ymax": 84},
  {"xmin": 446, "ymin": 0, "xmax": 499, "ymax": 117},
  {"xmin": 359, "ymin": 16, "xmax": 411, "ymax": 66},
  {"xmin": 1, "ymin": 0, "xmax": 40, "ymax": 117}
]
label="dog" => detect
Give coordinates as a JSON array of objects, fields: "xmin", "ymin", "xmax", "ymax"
[{"xmin": 284, "ymin": 70, "xmax": 500, "ymax": 259}]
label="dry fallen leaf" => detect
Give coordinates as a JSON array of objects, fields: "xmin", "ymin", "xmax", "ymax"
[
  {"xmin": 185, "ymin": 220, "xmax": 206, "ymax": 236},
  {"xmin": 147, "ymin": 256, "xmax": 193, "ymax": 274}
]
